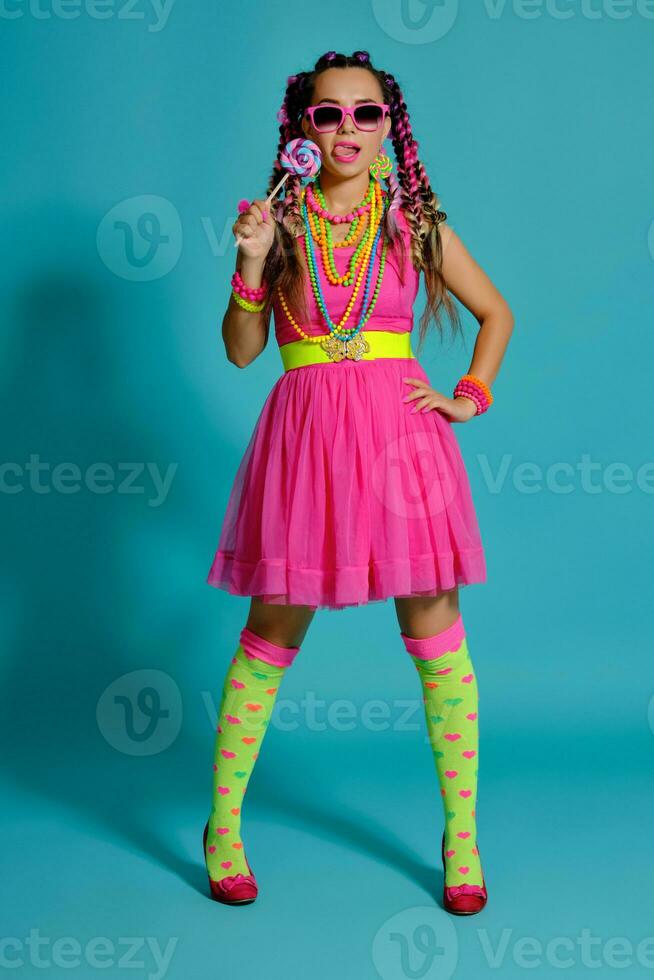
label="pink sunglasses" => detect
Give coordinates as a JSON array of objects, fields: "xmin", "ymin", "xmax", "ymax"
[{"xmin": 304, "ymin": 102, "xmax": 390, "ymax": 133}]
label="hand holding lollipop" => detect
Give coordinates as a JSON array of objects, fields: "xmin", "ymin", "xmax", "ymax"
[{"xmin": 234, "ymin": 138, "xmax": 322, "ymax": 252}]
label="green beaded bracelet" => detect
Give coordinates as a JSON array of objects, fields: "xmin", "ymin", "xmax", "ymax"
[{"xmin": 232, "ymin": 289, "xmax": 265, "ymax": 313}]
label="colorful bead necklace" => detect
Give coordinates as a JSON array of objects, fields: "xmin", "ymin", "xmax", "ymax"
[
  {"xmin": 306, "ymin": 178, "xmax": 376, "ymax": 285},
  {"xmin": 303, "ymin": 188, "xmax": 387, "ymax": 341},
  {"xmin": 305, "ymin": 177, "xmax": 374, "ymax": 223},
  {"xmin": 275, "ymin": 183, "xmax": 381, "ymax": 339},
  {"xmin": 306, "ymin": 202, "xmax": 366, "ymax": 253},
  {"xmin": 275, "ymin": 177, "xmax": 389, "ymax": 357}
]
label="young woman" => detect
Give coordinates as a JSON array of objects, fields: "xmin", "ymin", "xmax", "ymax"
[{"xmin": 203, "ymin": 49, "xmax": 514, "ymax": 914}]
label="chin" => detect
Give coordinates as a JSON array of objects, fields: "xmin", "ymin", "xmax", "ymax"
[{"xmin": 324, "ymin": 160, "xmax": 371, "ymax": 177}]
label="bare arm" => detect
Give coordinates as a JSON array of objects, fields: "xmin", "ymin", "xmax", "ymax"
[
  {"xmin": 440, "ymin": 223, "xmax": 514, "ymax": 389},
  {"xmin": 403, "ymin": 223, "xmax": 514, "ymax": 422},
  {"xmin": 222, "ymin": 253, "xmax": 272, "ymax": 368},
  {"xmin": 222, "ymin": 198, "xmax": 276, "ymax": 369}
]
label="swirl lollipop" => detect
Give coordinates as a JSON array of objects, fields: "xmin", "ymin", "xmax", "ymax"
[
  {"xmin": 369, "ymin": 151, "xmax": 393, "ymax": 180},
  {"xmin": 234, "ymin": 139, "xmax": 322, "ymax": 247},
  {"xmin": 279, "ymin": 138, "xmax": 322, "ymax": 181}
]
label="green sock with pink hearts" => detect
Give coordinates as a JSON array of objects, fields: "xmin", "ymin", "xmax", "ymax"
[
  {"xmin": 206, "ymin": 627, "xmax": 301, "ymax": 882},
  {"xmin": 401, "ymin": 613, "xmax": 483, "ymax": 888}
]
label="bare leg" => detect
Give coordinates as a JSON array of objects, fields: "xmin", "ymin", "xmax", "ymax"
[
  {"xmin": 394, "ymin": 587, "xmax": 460, "ymax": 639},
  {"xmin": 245, "ymin": 596, "xmax": 317, "ymax": 648}
]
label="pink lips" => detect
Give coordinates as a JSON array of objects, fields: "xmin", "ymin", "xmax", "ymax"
[{"xmin": 333, "ymin": 142, "xmax": 361, "ymax": 162}]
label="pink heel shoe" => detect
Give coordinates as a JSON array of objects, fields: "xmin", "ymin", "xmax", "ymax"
[
  {"xmin": 203, "ymin": 820, "xmax": 258, "ymax": 905},
  {"xmin": 441, "ymin": 830, "xmax": 487, "ymax": 915}
]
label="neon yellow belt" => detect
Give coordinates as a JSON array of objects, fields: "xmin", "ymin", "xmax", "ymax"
[{"xmin": 279, "ymin": 330, "xmax": 415, "ymax": 372}]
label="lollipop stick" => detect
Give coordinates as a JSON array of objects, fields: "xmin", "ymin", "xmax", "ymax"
[
  {"xmin": 233, "ymin": 172, "xmax": 290, "ymax": 249},
  {"xmin": 264, "ymin": 171, "xmax": 290, "ymax": 207}
]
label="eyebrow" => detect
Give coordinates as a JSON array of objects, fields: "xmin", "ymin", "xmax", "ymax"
[{"xmin": 316, "ymin": 98, "xmax": 377, "ymax": 105}]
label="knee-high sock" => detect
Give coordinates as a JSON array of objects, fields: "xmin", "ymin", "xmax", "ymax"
[
  {"xmin": 206, "ymin": 626, "xmax": 301, "ymax": 880},
  {"xmin": 401, "ymin": 614, "xmax": 482, "ymax": 887}
]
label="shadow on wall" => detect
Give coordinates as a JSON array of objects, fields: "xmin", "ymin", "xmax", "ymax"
[{"xmin": 0, "ymin": 199, "xmax": 250, "ymax": 892}]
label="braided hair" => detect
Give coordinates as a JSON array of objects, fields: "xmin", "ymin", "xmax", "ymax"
[{"xmin": 261, "ymin": 49, "xmax": 461, "ymax": 351}]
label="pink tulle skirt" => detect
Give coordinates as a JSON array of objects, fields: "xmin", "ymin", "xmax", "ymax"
[{"xmin": 207, "ymin": 355, "xmax": 487, "ymax": 610}]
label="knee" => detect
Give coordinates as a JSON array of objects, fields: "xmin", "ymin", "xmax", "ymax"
[
  {"xmin": 239, "ymin": 626, "xmax": 302, "ymax": 668},
  {"xmin": 395, "ymin": 590, "xmax": 460, "ymax": 643}
]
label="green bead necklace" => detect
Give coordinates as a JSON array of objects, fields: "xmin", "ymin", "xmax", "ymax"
[{"xmin": 309, "ymin": 177, "xmax": 376, "ymax": 287}]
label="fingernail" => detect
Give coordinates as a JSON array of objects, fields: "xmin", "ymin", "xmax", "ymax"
[
  {"xmin": 262, "ymin": 210, "xmax": 268, "ymax": 221},
  {"xmin": 421, "ymin": 406, "xmax": 430, "ymax": 413},
  {"xmin": 410, "ymin": 406, "xmax": 418, "ymax": 414}
]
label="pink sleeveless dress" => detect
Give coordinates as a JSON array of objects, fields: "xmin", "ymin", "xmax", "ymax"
[{"xmin": 207, "ymin": 206, "xmax": 487, "ymax": 610}]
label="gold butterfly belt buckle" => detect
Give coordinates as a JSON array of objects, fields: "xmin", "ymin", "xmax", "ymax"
[{"xmin": 320, "ymin": 334, "xmax": 371, "ymax": 363}]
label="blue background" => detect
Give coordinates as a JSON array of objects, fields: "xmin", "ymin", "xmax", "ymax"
[{"xmin": 1, "ymin": 2, "xmax": 653, "ymax": 978}]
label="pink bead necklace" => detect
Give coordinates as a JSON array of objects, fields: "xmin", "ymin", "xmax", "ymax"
[{"xmin": 304, "ymin": 180, "xmax": 374, "ymax": 225}]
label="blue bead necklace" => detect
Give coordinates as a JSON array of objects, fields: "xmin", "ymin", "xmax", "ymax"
[{"xmin": 301, "ymin": 192, "xmax": 387, "ymax": 341}]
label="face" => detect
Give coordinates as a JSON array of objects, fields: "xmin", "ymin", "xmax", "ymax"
[{"xmin": 301, "ymin": 67, "xmax": 392, "ymax": 179}]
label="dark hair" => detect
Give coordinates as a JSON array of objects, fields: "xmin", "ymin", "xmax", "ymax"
[{"xmin": 260, "ymin": 50, "xmax": 460, "ymax": 353}]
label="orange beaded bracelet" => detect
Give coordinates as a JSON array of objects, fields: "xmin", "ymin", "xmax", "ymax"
[{"xmin": 453, "ymin": 374, "xmax": 494, "ymax": 415}]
